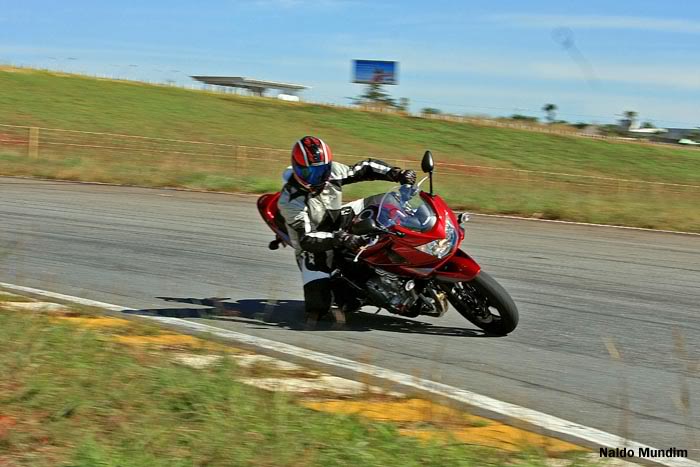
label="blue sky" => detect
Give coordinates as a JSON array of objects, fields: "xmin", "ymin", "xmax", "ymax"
[{"xmin": 2, "ymin": 0, "xmax": 699, "ymax": 126}]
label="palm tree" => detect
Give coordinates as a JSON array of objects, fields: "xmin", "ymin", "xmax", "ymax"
[
  {"xmin": 542, "ymin": 103, "xmax": 558, "ymax": 123},
  {"xmin": 623, "ymin": 110, "xmax": 638, "ymax": 124}
]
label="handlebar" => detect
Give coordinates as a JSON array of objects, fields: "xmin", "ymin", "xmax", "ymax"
[
  {"xmin": 368, "ymin": 225, "xmax": 405, "ymax": 238},
  {"xmin": 350, "ymin": 226, "xmax": 404, "ymax": 263}
]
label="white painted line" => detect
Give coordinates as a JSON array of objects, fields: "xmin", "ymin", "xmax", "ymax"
[
  {"xmin": 1, "ymin": 282, "xmax": 698, "ymax": 467},
  {"xmin": 239, "ymin": 375, "xmax": 385, "ymax": 396},
  {"xmin": 0, "ymin": 283, "xmax": 129, "ymax": 312},
  {"xmin": 5, "ymin": 302, "xmax": 69, "ymax": 312},
  {"xmin": 471, "ymin": 213, "xmax": 700, "ymax": 236}
]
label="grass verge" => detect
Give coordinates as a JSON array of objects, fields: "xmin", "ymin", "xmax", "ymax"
[{"xmin": 0, "ymin": 304, "xmax": 594, "ymax": 467}]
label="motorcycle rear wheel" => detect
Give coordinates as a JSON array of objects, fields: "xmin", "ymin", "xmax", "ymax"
[{"xmin": 445, "ymin": 271, "xmax": 519, "ymax": 335}]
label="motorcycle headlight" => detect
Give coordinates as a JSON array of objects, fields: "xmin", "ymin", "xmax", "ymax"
[{"xmin": 415, "ymin": 218, "xmax": 458, "ymax": 258}]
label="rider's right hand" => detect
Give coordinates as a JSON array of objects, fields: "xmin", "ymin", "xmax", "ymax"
[
  {"xmin": 398, "ymin": 169, "xmax": 417, "ymax": 186},
  {"xmin": 333, "ymin": 231, "xmax": 369, "ymax": 250}
]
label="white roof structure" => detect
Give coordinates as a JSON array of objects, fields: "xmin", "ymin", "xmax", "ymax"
[
  {"xmin": 191, "ymin": 76, "xmax": 309, "ymax": 96},
  {"xmin": 628, "ymin": 127, "xmax": 668, "ymax": 134}
]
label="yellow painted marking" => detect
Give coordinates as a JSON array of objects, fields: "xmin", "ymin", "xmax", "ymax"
[
  {"xmin": 302, "ymin": 398, "xmax": 586, "ymax": 456},
  {"xmin": 302, "ymin": 398, "xmax": 480, "ymax": 425},
  {"xmin": 113, "ymin": 334, "xmax": 244, "ymax": 353},
  {"xmin": 55, "ymin": 316, "xmax": 132, "ymax": 328},
  {"xmin": 50, "ymin": 315, "xmax": 241, "ymax": 352},
  {"xmin": 40, "ymin": 308, "xmax": 244, "ymax": 354},
  {"xmin": 604, "ymin": 337, "xmax": 622, "ymax": 361},
  {"xmin": 399, "ymin": 426, "xmax": 584, "ymax": 456},
  {"xmin": 114, "ymin": 334, "xmax": 209, "ymax": 347}
]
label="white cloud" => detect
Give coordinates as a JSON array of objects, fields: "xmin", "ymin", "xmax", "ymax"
[{"xmin": 486, "ymin": 13, "xmax": 700, "ymax": 34}]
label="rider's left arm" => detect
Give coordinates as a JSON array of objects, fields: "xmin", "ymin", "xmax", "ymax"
[{"xmin": 333, "ymin": 159, "xmax": 410, "ymax": 185}]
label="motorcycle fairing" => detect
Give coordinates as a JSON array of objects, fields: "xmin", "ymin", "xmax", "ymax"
[
  {"xmin": 358, "ymin": 192, "xmax": 468, "ymax": 272},
  {"xmin": 433, "ymin": 249, "xmax": 481, "ymax": 282},
  {"xmin": 257, "ymin": 192, "xmax": 291, "ymax": 246}
]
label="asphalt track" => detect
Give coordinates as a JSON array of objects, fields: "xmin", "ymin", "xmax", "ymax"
[{"xmin": 1, "ymin": 177, "xmax": 699, "ymax": 459}]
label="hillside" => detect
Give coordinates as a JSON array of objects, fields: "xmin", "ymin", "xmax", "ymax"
[{"xmin": 2, "ymin": 67, "xmax": 699, "ymax": 181}]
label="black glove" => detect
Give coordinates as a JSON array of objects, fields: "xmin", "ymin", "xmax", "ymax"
[
  {"xmin": 399, "ymin": 169, "xmax": 417, "ymax": 185},
  {"xmin": 389, "ymin": 168, "xmax": 417, "ymax": 185},
  {"xmin": 333, "ymin": 231, "xmax": 369, "ymax": 250}
]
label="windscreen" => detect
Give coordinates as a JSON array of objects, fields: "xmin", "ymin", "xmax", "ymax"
[{"xmin": 362, "ymin": 186, "xmax": 436, "ymax": 233}]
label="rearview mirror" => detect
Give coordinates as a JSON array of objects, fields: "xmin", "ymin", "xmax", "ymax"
[
  {"xmin": 421, "ymin": 150, "xmax": 434, "ymax": 173},
  {"xmin": 351, "ymin": 217, "xmax": 379, "ymax": 236}
]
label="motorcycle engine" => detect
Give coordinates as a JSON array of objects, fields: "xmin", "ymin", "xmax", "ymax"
[{"xmin": 365, "ymin": 269, "xmax": 418, "ymax": 314}]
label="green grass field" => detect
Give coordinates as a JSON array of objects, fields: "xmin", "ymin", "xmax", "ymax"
[{"xmin": 1, "ymin": 66, "xmax": 699, "ymax": 231}]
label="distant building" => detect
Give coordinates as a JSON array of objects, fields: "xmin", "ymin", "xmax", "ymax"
[
  {"xmin": 655, "ymin": 128, "xmax": 698, "ymax": 143},
  {"xmin": 579, "ymin": 125, "xmax": 603, "ymax": 137},
  {"xmin": 618, "ymin": 119, "xmax": 699, "ymax": 145},
  {"xmin": 191, "ymin": 76, "xmax": 309, "ymax": 100},
  {"xmin": 645, "ymin": 128, "xmax": 700, "ymax": 145}
]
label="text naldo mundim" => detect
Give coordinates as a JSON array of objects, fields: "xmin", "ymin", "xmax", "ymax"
[{"xmin": 600, "ymin": 447, "xmax": 688, "ymax": 459}]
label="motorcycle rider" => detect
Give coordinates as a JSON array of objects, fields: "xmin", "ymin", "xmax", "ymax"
[{"xmin": 278, "ymin": 136, "xmax": 416, "ymax": 326}]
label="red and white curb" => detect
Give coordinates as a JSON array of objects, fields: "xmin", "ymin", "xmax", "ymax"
[{"xmin": 1, "ymin": 282, "xmax": 697, "ymax": 467}]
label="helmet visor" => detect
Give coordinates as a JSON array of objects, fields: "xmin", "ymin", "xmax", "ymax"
[{"xmin": 294, "ymin": 163, "xmax": 331, "ymax": 188}]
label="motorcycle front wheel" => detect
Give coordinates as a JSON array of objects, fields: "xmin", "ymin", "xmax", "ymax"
[{"xmin": 444, "ymin": 271, "xmax": 519, "ymax": 335}]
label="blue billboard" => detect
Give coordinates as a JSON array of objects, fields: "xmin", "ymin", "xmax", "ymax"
[{"xmin": 353, "ymin": 60, "xmax": 398, "ymax": 85}]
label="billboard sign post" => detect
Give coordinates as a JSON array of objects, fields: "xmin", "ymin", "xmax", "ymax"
[{"xmin": 352, "ymin": 60, "xmax": 398, "ymax": 85}]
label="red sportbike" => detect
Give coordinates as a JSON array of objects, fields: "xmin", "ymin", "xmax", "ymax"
[{"xmin": 257, "ymin": 151, "xmax": 519, "ymax": 335}]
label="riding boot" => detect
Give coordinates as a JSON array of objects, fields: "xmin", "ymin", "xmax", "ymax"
[{"xmin": 303, "ymin": 278, "xmax": 333, "ymax": 329}]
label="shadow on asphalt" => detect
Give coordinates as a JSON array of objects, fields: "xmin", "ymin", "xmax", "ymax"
[{"xmin": 123, "ymin": 296, "xmax": 490, "ymax": 337}]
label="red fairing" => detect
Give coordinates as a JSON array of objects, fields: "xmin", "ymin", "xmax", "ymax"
[
  {"xmin": 257, "ymin": 192, "xmax": 291, "ymax": 245},
  {"xmin": 434, "ymin": 249, "xmax": 481, "ymax": 282},
  {"xmin": 257, "ymin": 192, "xmax": 280, "ymax": 226},
  {"xmin": 352, "ymin": 192, "xmax": 481, "ymax": 280}
]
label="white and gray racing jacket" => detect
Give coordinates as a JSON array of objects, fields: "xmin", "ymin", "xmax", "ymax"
[{"xmin": 278, "ymin": 159, "xmax": 402, "ymax": 254}]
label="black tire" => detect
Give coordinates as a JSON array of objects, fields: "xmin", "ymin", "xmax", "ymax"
[{"xmin": 445, "ymin": 271, "xmax": 519, "ymax": 335}]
